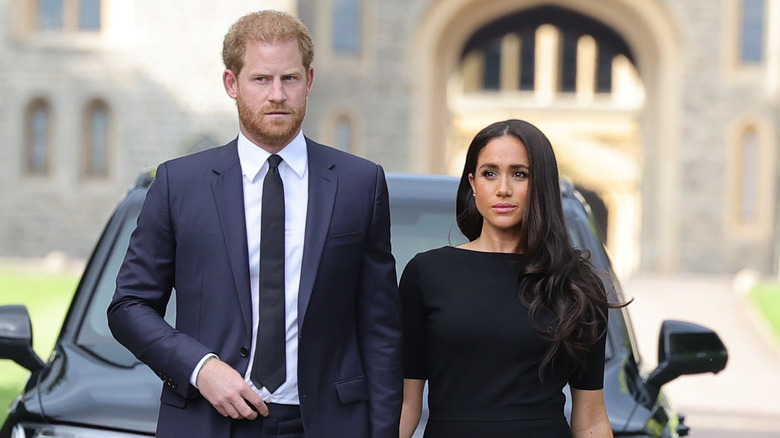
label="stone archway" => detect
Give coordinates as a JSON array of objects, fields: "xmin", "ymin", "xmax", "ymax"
[{"xmin": 410, "ymin": 0, "xmax": 683, "ymax": 274}]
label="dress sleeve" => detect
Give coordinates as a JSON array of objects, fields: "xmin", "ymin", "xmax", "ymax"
[
  {"xmin": 399, "ymin": 255, "xmax": 427, "ymax": 380},
  {"xmin": 569, "ymin": 308, "xmax": 609, "ymax": 390}
]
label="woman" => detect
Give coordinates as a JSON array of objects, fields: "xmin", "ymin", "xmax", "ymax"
[{"xmin": 399, "ymin": 119, "xmax": 613, "ymax": 437}]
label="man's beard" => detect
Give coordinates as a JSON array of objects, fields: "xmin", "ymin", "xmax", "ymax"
[{"xmin": 237, "ymin": 96, "xmax": 306, "ymax": 149}]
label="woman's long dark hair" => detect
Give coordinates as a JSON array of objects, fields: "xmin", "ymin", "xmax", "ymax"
[{"xmin": 456, "ymin": 119, "xmax": 610, "ymax": 379}]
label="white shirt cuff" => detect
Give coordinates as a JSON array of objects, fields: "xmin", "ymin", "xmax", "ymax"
[{"xmin": 190, "ymin": 353, "xmax": 218, "ymax": 388}]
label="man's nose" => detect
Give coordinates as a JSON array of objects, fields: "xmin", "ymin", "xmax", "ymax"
[{"xmin": 268, "ymin": 79, "xmax": 286, "ymax": 102}]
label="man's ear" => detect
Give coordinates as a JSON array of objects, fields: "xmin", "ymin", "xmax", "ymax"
[
  {"xmin": 306, "ymin": 66, "xmax": 315, "ymax": 95},
  {"xmin": 223, "ymin": 69, "xmax": 238, "ymax": 99}
]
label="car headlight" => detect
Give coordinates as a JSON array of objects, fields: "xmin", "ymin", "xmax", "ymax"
[{"xmin": 12, "ymin": 423, "xmax": 147, "ymax": 438}]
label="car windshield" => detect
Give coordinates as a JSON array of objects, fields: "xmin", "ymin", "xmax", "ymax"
[
  {"xmin": 73, "ymin": 178, "xmax": 635, "ymax": 369},
  {"xmin": 75, "ymin": 194, "xmax": 468, "ymax": 365}
]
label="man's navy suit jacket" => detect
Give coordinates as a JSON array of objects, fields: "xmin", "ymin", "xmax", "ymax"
[{"xmin": 107, "ymin": 138, "xmax": 403, "ymax": 438}]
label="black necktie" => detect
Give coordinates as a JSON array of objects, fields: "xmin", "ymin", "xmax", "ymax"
[{"xmin": 251, "ymin": 154, "xmax": 286, "ymax": 392}]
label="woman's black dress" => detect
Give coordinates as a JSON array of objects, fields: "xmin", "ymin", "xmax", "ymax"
[{"xmin": 400, "ymin": 247, "xmax": 607, "ymax": 438}]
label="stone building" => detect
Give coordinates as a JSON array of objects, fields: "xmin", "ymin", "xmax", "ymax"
[
  {"xmin": 1, "ymin": 0, "xmax": 778, "ymax": 277},
  {"xmin": 0, "ymin": 0, "xmax": 291, "ymax": 258},
  {"xmin": 298, "ymin": 0, "xmax": 780, "ymax": 277}
]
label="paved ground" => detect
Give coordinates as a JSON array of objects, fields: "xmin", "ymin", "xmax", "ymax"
[{"xmin": 623, "ymin": 274, "xmax": 780, "ymax": 437}]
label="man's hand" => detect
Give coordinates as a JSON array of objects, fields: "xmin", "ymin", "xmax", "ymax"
[{"xmin": 196, "ymin": 358, "xmax": 268, "ymax": 419}]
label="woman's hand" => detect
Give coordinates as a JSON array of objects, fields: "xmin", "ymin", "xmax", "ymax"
[
  {"xmin": 399, "ymin": 379, "xmax": 425, "ymax": 438},
  {"xmin": 570, "ymin": 388, "xmax": 612, "ymax": 437}
]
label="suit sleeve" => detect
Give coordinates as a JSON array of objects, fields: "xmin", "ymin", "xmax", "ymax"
[
  {"xmin": 355, "ymin": 165, "xmax": 403, "ymax": 438},
  {"xmin": 107, "ymin": 162, "xmax": 212, "ymax": 398}
]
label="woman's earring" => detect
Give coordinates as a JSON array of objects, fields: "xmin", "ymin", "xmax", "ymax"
[{"xmin": 472, "ymin": 193, "xmax": 476, "ymax": 197}]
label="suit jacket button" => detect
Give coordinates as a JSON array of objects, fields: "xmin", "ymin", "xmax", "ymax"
[{"xmin": 240, "ymin": 347, "xmax": 249, "ymax": 357}]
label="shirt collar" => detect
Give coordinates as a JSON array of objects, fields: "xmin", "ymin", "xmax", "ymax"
[{"xmin": 237, "ymin": 130, "xmax": 308, "ymax": 181}]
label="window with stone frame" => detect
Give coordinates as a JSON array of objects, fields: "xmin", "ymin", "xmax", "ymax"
[
  {"xmin": 25, "ymin": 99, "xmax": 53, "ymax": 176},
  {"xmin": 334, "ymin": 116, "xmax": 353, "ymax": 152},
  {"xmin": 740, "ymin": 0, "xmax": 764, "ymax": 64},
  {"xmin": 726, "ymin": 119, "xmax": 775, "ymax": 239},
  {"xmin": 82, "ymin": 100, "xmax": 110, "ymax": 178},
  {"xmin": 33, "ymin": 0, "xmax": 102, "ymax": 33},
  {"xmin": 332, "ymin": 0, "xmax": 361, "ymax": 54}
]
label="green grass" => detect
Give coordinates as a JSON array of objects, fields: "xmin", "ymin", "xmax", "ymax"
[
  {"xmin": 0, "ymin": 266, "xmax": 79, "ymax": 424},
  {"xmin": 749, "ymin": 282, "xmax": 780, "ymax": 343}
]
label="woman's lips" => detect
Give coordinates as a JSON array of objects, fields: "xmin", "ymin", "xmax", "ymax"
[{"xmin": 492, "ymin": 203, "xmax": 517, "ymax": 213}]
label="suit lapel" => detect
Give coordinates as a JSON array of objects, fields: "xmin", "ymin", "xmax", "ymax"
[
  {"xmin": 210, "ymin": 142, "xmax": 253, "ymax": 335},
  {"xmin": 299, "ymin": 140, "xmax": 337, "ymax": 329}
]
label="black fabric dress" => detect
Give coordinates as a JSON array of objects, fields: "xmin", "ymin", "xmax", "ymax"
[{"xmin": 400, "ymin": 246, "xmax": 607, "ymax": 438}]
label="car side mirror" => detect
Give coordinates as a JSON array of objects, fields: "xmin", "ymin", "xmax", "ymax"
[
  {"xmin": 643, "ymin": 320, "xmax": 728, "ymax": 405},
  {"xmin": 0, "ymin": 305, "xmax": 44, "ymax": 372}
]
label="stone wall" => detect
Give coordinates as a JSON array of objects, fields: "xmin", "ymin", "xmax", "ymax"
[{"xmin": 1, "ymin": 0, "xmax": 778, "ymax": 275}]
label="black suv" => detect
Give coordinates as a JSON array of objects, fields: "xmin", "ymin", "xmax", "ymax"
[{"xmin": 0, "ymin": 172, "xmax": 727, "ymax": 437}]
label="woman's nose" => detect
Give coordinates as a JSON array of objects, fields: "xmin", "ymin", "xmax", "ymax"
[{"xmin": 496, "ymin": 177, "xmax": 511, "ymax": 196}]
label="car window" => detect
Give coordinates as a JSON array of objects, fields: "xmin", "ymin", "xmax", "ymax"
[
  {"xmin": 390, "ymin": 206, "xmax": 468, "ymax": 277},
  {"xmin": 76, "ymin": 198, "xmax": 176, "ymax": 367},
  {"xmin": 564, "ymin": 206, "xmax": 616, "ymax": 361},
  {"xmin": 563, "ymin": 196, "xmax": 640, "ymax": 364}
]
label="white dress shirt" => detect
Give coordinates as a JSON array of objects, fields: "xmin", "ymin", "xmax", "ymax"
[
  {"xmin": 191, "ymin": 130, "xmax": 308, "ymax": 405},
  {"xmin": 239, "ymin": 130, "xmax": 308, "ymax": 405}
]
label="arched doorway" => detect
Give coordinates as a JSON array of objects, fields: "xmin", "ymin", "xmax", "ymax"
[{"xmin": 411, "ymin": 0, "xmax": 683, "ymax": 276}]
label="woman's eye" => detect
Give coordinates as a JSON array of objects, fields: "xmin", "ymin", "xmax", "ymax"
[
  {"xmin": 515, "ymin": 171, "xmax": 528, "ymax": 179},
  {"xmin": 482, "ymin": 170, "xmax": 496, "ymax": 178}
]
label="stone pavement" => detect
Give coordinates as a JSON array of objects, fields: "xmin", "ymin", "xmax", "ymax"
[{"xmin": 623, "ymin": 274, "xmax": 780, "ymax": 437}]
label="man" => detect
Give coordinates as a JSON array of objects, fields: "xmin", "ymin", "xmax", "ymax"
[{"xmin": 108, "ymin": 10, "xmax": 402, "ymax": 438}]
